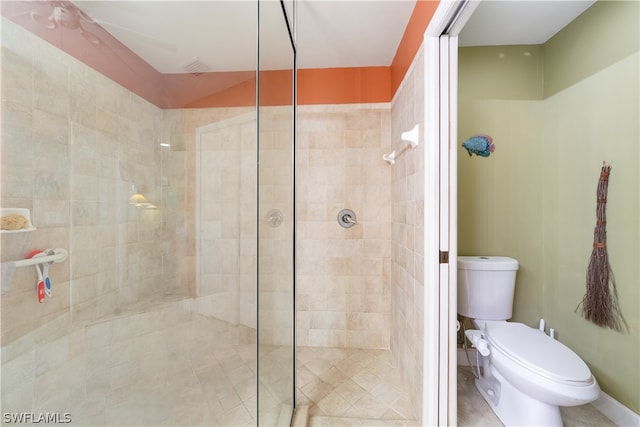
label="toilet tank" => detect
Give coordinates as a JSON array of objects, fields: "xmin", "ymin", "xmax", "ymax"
[{"xmin": 457, "ymin": 256, "xmax": 519, "ymax": 320}]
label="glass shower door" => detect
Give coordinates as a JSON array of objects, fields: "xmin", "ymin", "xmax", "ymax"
[
  {"xmin": 1, "ymin": 0, "xmax": 295, "ymax": 424},
  {"xmin": 257, "ymin": 1, "xmax": 296, "ymax": 425}
]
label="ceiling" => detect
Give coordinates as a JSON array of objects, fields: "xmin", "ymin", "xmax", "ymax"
[
  {"xmin": 67, "ymin": 0, "xmax": 596, "ymax": 74},
  {"xmin": 459, "ymin": 0, "xmax": 596, "ymax": 47}
]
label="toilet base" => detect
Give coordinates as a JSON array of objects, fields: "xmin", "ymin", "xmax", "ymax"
[{"xmin": 476, "ymin": 364, "xmax": 563, "ymax": 426}]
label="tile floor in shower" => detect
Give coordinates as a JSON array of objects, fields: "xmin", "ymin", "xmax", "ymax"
[
  {"xmin": 297, "ymin": 347, "xmax": 617, "ymax": 427},
  {"xmin": 1, "ymin": 301, "xmax": 289, "ymax": 427}
]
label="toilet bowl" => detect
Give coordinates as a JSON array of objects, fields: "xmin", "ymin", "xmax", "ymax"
[
  {"xmin": 471, "ymin": 320, "xmax": 600, "ymax": 426},
  {"xmin": 458, "ymin": 256, "xmax": 600, "ymax": 426}
]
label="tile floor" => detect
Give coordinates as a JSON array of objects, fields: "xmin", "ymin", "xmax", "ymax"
[
  {"xmin": 3, "ymin": 304, "xmax": 618, "ymax": 427},
  {"xmin": 457, "ymin": 365, "xmax": 616, "ymax": 427},
  {"xmin": 1, "ymin": 300, "xmax": 292, "ymax": 427},
  {"xmin": 297, "ymin": 347, "xmax": 617, "ymax": 427},
  {"xmin": 296, "ymin": 347, "xmax": 419, "ymax": 427}
]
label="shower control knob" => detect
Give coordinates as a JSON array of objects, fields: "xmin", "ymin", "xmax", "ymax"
[
  {"xmin": 266, "ymin": 209, "xmax": 283, "ymax": 227},
  {"xmin": 337, "ymin": 209, "xmax": 358, "ymax": 228}
]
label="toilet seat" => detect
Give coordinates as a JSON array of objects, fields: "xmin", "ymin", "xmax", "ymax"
[{"xmin": 481, "ymin": 321, "xmax": 593, "ymax": 385}]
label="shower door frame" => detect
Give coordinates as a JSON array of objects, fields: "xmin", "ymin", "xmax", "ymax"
[{"xmin": 422, "ymin": 1, "xmax": 478, "ymax": 425}]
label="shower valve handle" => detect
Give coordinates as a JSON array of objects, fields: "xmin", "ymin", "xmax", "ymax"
[{"xmin": 342, "ymin": 214, "xmax": 357, "ymax": 224}]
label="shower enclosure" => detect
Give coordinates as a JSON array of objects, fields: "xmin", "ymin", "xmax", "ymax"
[{"xmin": 0, "ymin": 1, "xmax": 295, "ymax": 425}]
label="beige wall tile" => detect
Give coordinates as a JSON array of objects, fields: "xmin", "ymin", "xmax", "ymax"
[
  {"xmin": 389, "ymin": 44, "xmax": 426, "ymax": 419},
  {"xmin": 1, "ymin": 20, "xmax": 188, "ymax": 348},
  {"xmin": 297, "ymin": 105, "xmax": 392, "ymax": 350}
]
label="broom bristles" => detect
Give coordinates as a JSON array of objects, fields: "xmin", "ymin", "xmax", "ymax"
[{"xmin": 577, "ymin": 248, "xmax": 628, "ymax": 332}]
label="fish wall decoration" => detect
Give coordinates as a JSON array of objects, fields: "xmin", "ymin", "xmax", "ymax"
[{"xmin": 462, "ymin": 134, "xmax": 495, "ymax": 157}]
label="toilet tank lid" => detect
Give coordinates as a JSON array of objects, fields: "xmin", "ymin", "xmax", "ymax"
[{"xmin": 458, "ymin": 256, "xmax": 519, "ymax": 271}]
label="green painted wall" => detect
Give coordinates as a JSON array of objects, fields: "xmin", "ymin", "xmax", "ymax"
[
  {"xmin": 458, "ymin": 0, "xmax": 639, "ymax": 414},
  {"xmin": 543, "ymin": 0, "xmax": 639, "ymax": 97}
]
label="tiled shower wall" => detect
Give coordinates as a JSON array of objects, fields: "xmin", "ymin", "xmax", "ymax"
[
  {"xmin": 390, "ymin": 44, "xmax": 426, "ymax": 417},
  {"xmin": 296, "ymin": 104, "xmax": 393, "ymax": 349},
  {"xmin": 179, "ymin": 106, "xmax": 294, "ymax": 340},
  {"xmin": 185, "ymin": 112, "xmax": 257, "ymax": 327},
  {"xmin": 294, "ymin": 47, "xmax": 426, "ymax": 416},
  {"xmin": 0, "ymin": 19, "xmax": 187, "ymax": 349},
  {"xmin": 2, "ymin": 17, "xmax": 294, "ymax": 356},
  {"xmin": 4, "ymin": 14, "xmax": 426, "ymax": 417}
]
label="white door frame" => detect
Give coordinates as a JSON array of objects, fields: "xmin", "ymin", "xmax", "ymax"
[{"xmin": 422, "ymin": 1, "xmax": 478, "ymax": 425}]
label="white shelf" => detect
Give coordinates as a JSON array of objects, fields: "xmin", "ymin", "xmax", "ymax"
[{"xmin": 0, "ymin": 208, "xmax": 36, "ymax": 233}]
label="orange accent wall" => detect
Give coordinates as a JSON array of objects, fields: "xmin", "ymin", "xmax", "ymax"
[
  {"xmin": 297, "ymin": 0, "xmax": 439, "ymax": 105},
  {"xmin": 181, "ymin": 70, "xmax": 296, "ymax": 108},
  {"xmin": 390, "ymin": 0, "xmax": 440, "ymax": 96},
  {"xmin": 184, "ymin": 67, "xmax": 390, "ymax": 107},
  {"xmin": 1, "ymin": 1, "xmax": 168, "ymax": 105},
  {"xmin": 176, "ymin": 72, "xmax": 257, "ymax": 108},
  {"xmin": 298, "ymin": 67, "xmax": 390, "ymax": 105},
  {"xmin": 3, "ymin": 0, "xmax": 439, "ymax": 107}
]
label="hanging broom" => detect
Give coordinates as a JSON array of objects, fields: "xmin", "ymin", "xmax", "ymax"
[{"xmin": 576, "ymin": 162, "xmax": 628, "ymax": 332}]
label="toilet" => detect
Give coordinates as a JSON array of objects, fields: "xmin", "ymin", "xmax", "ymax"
[{"xmin": 458, "ymin": 256, "xmax": 600, "ymax": 426}]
